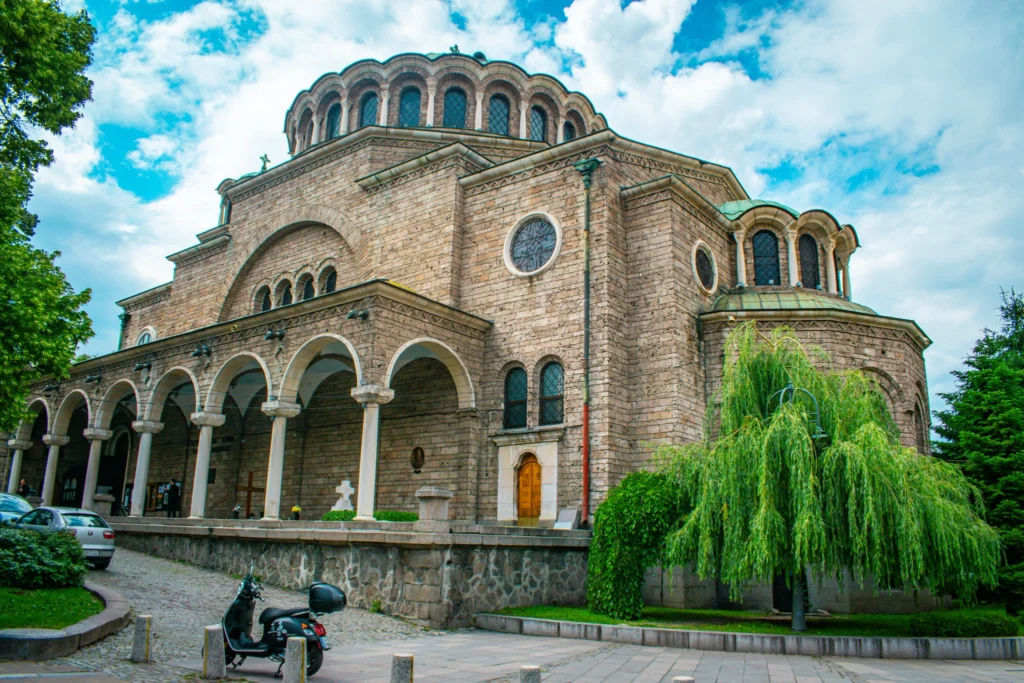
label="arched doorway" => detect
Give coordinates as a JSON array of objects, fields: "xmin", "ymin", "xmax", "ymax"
[{"xmin": 517, "ymin": 453, "xmax": 541, "ymax": 526}]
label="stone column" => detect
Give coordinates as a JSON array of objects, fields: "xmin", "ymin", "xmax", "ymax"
[
  {"xmin": 311, "ymin": 115, "xmax": 320, "ymax": 144},
  {"xmin": 340, "ymin": 101, "xmax": 351, "ymax": 135},
  {"xmin": 130, "ymin": 420, "xmax": 164, "ymax": 517},
  {"xmin": 426, "ymin": 84, "xmax": 436, "ymax": 126},
  {"xmin": 556, "ymin": 115, "xmax": 565, "ymax": 143},
  {"xmin": 518, "ymin": 102, "xmax": 528, "ymax": 139},
  {"xmin": 824, "ymin": 240, "xmax": 838, "ymax": 294},
  {"xmin": 40, "ymin": 434, "xmax": 70, "ymax": 506},
  {"xmin": 785, "ymin": 229, "xmax": 798, "ymax": 286},
  {"xmin": 81, "ymin": 428, "xmax": 113, "ymax": 511},
  {"xmin": 842, "ymin": 256, "xmax": 852, "ymax": 300},
  {"xmin": 260, "ymin": 401, "xmax": 301, "ymax": 520},
  {"xmin": 380, "ymin": 90, "xmax": 390, "ymax": 126},
  {"xmin": 189, "ymin": 412, "xmax": 227, "ymax": 519},
  {"xmin": 6, "ymin": 439, "xmax": 31, "ymax": 495},
  {"xmin": 352, "ymin": 385, "xmax": 395, "ymax": 521},
  {"xmin": 732, "ymin": 230, "xmax": 747, "ymax": 287},
  {"xmin": 474, "ymin": 92, "xmax": 484, "ymax": 130}
]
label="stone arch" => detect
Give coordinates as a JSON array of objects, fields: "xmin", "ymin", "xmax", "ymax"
[
  {"xmin": 860, "ymin": 366, "xmax": 907, "ymax": 419},
  {"xmin": 480, "ymin": 78, "xmax": 521, "ymax": 136},
  {"xmin": 52, "ymin": 390, "xmax": 92, "ymax": 437},
  {"xmin": 95, "ymin": 380, "xmax": 140, "ymax": 431},
  {"xmin": 563, "ymin": 109, "xmax": 587, "ymax": 139},
  {"xmin": 434, "ymin": 70, "xmax": 478, "ymax": 129},
  {"xmin": 144, "ymin": 367, "xmax": 200, "ymax": 422},
  {"xmin": 386, "ymin": 69, "xmax": 429, "ymax": 127},
  {"xmin": 279, "ymin": 333, "xmax": 362, "ymax": 404},
  {"xmin": 206, "ymin": 353, "xmax": 274, "ymax": 414},
  {"xmin": 385, "ymin": 338, "xmax": 475, "ymax": 409},
  {"xmin": 15, "ymin": 397, "xmax": 51, "ymax": 442},
  {"xmin": 737, "ymin": 206, "xmax": 797, "ymax": 234},
  {"xmin": 345, "ymin": 73, "xmax": 385, "ymax": 115}
]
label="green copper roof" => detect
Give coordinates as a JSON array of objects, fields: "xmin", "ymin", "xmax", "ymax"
[
  {"xmin": 718, "ymin": 199, "xmax": 800, "ymax": 221},
  {"xmin": 711, "ymin": 289, "xmax": 877, "ymax": 315}
]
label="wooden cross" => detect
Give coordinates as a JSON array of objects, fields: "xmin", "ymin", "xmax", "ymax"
[{"xmin": 235, "ymin": 472, "xmax": 264, "ymax": 518}]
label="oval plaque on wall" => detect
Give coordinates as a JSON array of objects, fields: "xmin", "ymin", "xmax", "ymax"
[{"xmin": 411, "ymin": 447, "xmax": 425, "ymax": 473}]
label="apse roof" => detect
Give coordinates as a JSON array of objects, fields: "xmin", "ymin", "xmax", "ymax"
[
  {"xmin": 718, "ymin": 199, "xmax": 799, "ymax": 220},
  {"xmin": 711, "ymin": 289, "xmax": 877, "ymax": 315}
]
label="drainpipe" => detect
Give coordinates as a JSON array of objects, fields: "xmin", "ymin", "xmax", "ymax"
[
  {"xmin": 117, "ymin": 311, "xmax": 131, "ymax": 351},
  {"xmin": 574, "ymin": 158, "xmax": 601, "ymax": 527}
]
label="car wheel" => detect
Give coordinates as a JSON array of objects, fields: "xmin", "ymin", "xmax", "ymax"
[{"xmin": 92, "ymin": 559, "xmax": 110, "ymax": 570}]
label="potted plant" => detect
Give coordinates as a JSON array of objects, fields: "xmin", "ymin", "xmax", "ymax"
[{"xmin": 291, "ymin": 505, "xmax": 301, "ymax": 521}]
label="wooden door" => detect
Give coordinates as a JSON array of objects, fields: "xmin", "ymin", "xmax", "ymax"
[{"xmin": 517, "ymin": 454, "xmax": 541, "ymax": 525}]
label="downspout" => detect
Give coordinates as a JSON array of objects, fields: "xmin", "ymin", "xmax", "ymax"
[
  {"xmin": 117, "ymin": 311, "xmax": 131, "ymax": 351},
  {"xmin": 574, "ymin": 158, "xmax": 602, "ymax": 526}
]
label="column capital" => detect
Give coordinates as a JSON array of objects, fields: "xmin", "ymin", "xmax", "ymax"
[
  {"xmin": 191, "ymin": 411, "xmax": 227, "ymax": 428},
  {"xmin": 261, "ymin": 401, "xmax": 301, "ymax": 419},
  {"xmin": 351, "ymin": 384, "xmax": 395, "ymax": 406},
  {"xmin": 731, "ymin": 229, "xmax": 746, "ymax": 240},
  {"xmin": 7, "ymin": 439, "xmax": 32, "ymax": 450},
  {"xmin": 132, "ymin": 420, "xmax": 165, "ymax": 435},
  {"xmin": 341, "ymin": 100, "xmax": 351, "ymax": 111},
  {"xmin": 83, "ymin": 428, "xmax": 113, "ymax": 441},
  {"xmin": 42, "ymin": 434, "xmax": 70, "ymax": 447}
]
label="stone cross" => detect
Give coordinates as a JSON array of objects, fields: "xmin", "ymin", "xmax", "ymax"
[
  {"xmin": 260, "ymin": 154, "xmax": 270, "ymax": 172},
  {"xmin": 332, "ymin": 480, "xmax": 355, "ymax": 511}
]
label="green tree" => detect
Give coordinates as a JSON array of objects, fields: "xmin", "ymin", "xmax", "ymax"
[
  {"xmin": 0, "ymin": 0, "xmax": 95, "ymax": 432},
  {"xmin": 933, "ymin": 289, "xmax": 1024, "ymax": 613}
]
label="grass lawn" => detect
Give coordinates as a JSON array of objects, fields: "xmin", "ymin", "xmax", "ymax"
[
  {"xmin": 0, "ymin": 586, "xmax": 104, "ymax": 630},
  {"xmin": 494, "ymin": 605, "xmax": 1022, "ymax": 638}
]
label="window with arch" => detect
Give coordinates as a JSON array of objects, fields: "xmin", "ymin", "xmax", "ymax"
[
  {"xmin": 529, "ymin": 106, "xmax": 547, "ymax": 142},
  {"xmin": 326, "ymin": 103, "xmax": 342, "ymax": 139},
  {"xmin": 752, "ymin": 230, "xmax": 781, "ymax": 286},
  {"xmin": 539, "ymin": 362, "xmax": 564, "ymax": 425},
  {"xmin": 320, "ymin": 267, "xmax": 337, "ymax": 294},
  {"xmin": 300, "ymin": 276, "xmax": 315, "ymax": 301},
  {"xmin": 219, "ymin": 196, "xmax": 231, "ymax": 225},
  {"xmin": 136, "ymin": 331, "xmax": 152, "ymax": 346},
  {"xmin": 304, "ymin": 119, "xmax": 314, "ymax": 148},
  {"xmin": 256, "ymin": 286, "xmax": 272, "ymax": 312},
  {"xmin": 914, "ymin": 403, "xmax": 927, "ymax": 454},
  {"xmin": 278, "ymin": 282, "xmax": 293, "ymax": 306},
  {"xmin": 562, "ymin": 121, "xmax": 576, "ymax": 142},
  {"xmin": 488, "ymin": 94, "xmax": 510, "ymax": 135},
  {"xmin": 398, "ymin": 88, "xmax": 421, "ymax": 127},
  {"xmin": 359, "ymin": 92, "xmax": 378, "ymax": 128},
  {"xmin": 503, "ymin": 367, "xmax": 527, "ymax": 429},
  {"xmin": 443, "ymin": 88, "xmax": 467, "ymax": 128},
  {"xmin": 799, "ymin": 234, "xmax": 820, "ymax": 289}
]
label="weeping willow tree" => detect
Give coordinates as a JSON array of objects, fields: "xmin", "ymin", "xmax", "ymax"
[{"xmin": 650, "ymin": 324, "xmax": 1001, "ymax": 630}]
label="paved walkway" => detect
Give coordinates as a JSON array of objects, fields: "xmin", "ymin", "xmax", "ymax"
[{"xmin": 2, "ymin": 550, "xmax": 1022, "ymax": 682}]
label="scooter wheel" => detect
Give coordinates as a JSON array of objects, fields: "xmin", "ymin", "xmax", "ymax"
[{"xmin": 307, "ymin": 645, "xmax": 323, "ymax": 676}]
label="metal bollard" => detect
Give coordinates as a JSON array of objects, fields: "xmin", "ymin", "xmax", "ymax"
[
  {"xmin": 202, "ymin": 624, "xmax": 226, "ymax": 679},
  {"xmin": 672, "ymin": 677, "xmax": 696, "ymax": 682},
  {"xmin": 130, "ymin": 615, "xmax": 152, "ymax": 663},
  {"xmin": 283, "ymin": 637, "xmax": 307, "ymax": 683},
  {"xmin": 520, "ymin": 665, "xmax": 541, "ymax": 683},
  {"xmin": 390, "ymin": 653, "xmax": 414, "ymax": 683}
]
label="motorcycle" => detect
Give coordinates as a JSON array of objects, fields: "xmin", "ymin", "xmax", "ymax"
[{"xmin": 218, "ymin": 561, "xmax": 347, "ymax": 677}]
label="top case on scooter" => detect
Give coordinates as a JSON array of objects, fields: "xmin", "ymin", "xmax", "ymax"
[{"xmin": 309, "ymin": 582, "xmax": 347, "ymax": 613}]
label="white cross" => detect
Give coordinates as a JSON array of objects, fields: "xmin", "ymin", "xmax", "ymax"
[{"xmin": 332, "ymin": 480, "xmax": 355, "ymax": 511}]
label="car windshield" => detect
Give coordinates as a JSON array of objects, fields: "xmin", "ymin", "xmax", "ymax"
[
  {"xmin": 0, "ymin": 496, "xmax": 32, "ymax": 514},
  {"xmin": 63, "ymin": 514, "xmax": 109, "ymax": 528}
]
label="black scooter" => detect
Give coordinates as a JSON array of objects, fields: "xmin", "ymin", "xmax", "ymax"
[{"xmin": 219, "ymin": 562, "xmax": 347, "ymax": 677}]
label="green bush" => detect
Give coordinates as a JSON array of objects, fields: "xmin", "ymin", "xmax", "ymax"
[
  {"xmin": 909, "ymin": 609, "xmax": 1019, "ymax": 638},
  {"xmin": 586, "ymin": 471, "xmax": 681, "ymax": 620},
  {"xmin": 321, "ymin": 510, "xmax": 356, "ymax": 522},
  {"xmin": 0, "ymin": 528, "xmax": 88, "ymax": 589},
  {"xmin": 320, "ymin": 510, "xmax": 418, "ymax": 523}
]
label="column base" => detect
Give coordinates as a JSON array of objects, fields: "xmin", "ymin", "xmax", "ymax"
[
  {"xmin": 354, "ymin": 515, "xmax": 374, "ymax": 521},
  {"xmin": 261, "ymin": 515, "xmax": 279, "ymax": 521},
  {"xmin": 188, "ymin": 515, "xmax": 204, "ymax": 520}
]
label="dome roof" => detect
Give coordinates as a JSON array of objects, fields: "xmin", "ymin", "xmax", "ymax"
[
  {"xmin": 718, "ymin": 199, "xmax": 799, "ymax": 220},
  {"xmin": 710, "ymin": 289, "xmax": 877, "ymax": 315}
]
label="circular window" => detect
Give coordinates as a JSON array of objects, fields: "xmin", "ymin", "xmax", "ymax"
[
  {"xmin": 692, "ymin": 242, "xmax": 718, "ymax": 294},
  {"xmin": 504, "ymin": 214, "xmax": 561, "ymax": 277}
]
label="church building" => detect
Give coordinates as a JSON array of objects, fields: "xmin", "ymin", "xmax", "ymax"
[{"xmin": 3, "ymin": 51, "xmax": 931, "ymax": 530}]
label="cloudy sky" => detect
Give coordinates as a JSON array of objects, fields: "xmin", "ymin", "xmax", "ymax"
[{"xmin": 35, "ymin": 0, "xmax": 1023, "ymax": 416}]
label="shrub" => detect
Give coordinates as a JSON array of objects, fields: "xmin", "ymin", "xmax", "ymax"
[
  {"xmin": 320, "ymin": 510, "xmax": 418, "ymax": 523},
  {"xmin": 0, "ymin": 528, "xmax": 88, "ymax": 589},
  {"xmin": 909, "ymin": 609, "xmax": 1019, "ymax": 638},
  {"xmin": 321, "ymin": 510, "xmax": 356, "ymax": 522}
]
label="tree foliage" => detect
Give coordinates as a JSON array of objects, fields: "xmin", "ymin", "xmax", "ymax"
[
  {"xmin": 0, "ymin": 0, "xmax": 95, "ymax": 431},
  {"xmin": 933, "ymin": 289, "xmax": 1024, "ymax": 613}
]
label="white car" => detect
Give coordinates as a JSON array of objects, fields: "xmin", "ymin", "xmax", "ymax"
[{"xmin": 16, "ymin": 507, "xmax": 116, "ymax": 569}]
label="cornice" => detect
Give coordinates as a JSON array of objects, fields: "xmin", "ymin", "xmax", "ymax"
[
  {"xmin": 166, "ymin": 234, "xmax": 232, "ymax": 265},
  {"xmin": 116, "ymin": 283, "xmax": 172, "ymax": 309},
  {"xmin": 355, "ymin": 142, "xmax": 493, "ymax": 191},
  {"xmin": 621, "ymin": 175, "xmax": 734, "ymax": 231}
]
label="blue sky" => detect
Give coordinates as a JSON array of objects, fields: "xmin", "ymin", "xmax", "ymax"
[{"xmin": 33, "ymin": 0, "xmax": 1024, "ymax": 417}]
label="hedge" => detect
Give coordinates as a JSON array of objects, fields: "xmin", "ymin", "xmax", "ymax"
[
  {"xmin": 321, "ymin": 510, "xmax": 419, "ymax": 523},
  {"xmin": 0, "ymin": 527, "xmax": 88, "ymax": 589},
  {"xmin": 909, "ymin": 609, "xmax": 1019, "ymax": 638}
]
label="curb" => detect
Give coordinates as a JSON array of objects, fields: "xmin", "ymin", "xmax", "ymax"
[
  {"xmin": 0, "ymin": 582, "xmax": 132, "ymax": 660},
  {"xmin": 474, "ymin": 613, "xmax": 1024, "ymax": 661}
]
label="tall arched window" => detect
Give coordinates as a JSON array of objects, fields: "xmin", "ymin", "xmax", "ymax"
[
  {"xmin": 562, "ymin": 121, "xmax": 576, "ymax": 142},
  {"xmin": 539, "ymin": 362, "xmax": 564, "ymax": 425},
  {"xmin": 529, "ymin": 106, "xmax": 547, "ymax": 142},
  {"xmin": 259, "ymin": 287, "xmax": 272, "ymax": 312},
  {"xmin": 219, "ymin": 196, "xmax": 231, "ymax": 225},
  {"xmin": 398, "ymin": 88, "xmax": 421, "ymax": 127},
  {"xmin": 300, "ymin": 277, "xmax": 315, "ymax": 301},
  {"xmin": 326, "ymin": 103, "xmax": 342, "ymax": 139},
  {"xmin": 914, "ymin": 403, "xmax": 926, "ymax": 454},
  {"xmin": 799, "ymin": 234, "xmax": 820, "ymax": 289},
  {"xmin": 359, "ymin": 92, "xmax": 378, "ymax": 128},
  {"xmin": 488, "ymin": 94, "xmax": 510, "ymax": 135},
  {"xmin": 443, "ymin": 88, "xmax": 467, "ymax": 128},
  {"xmin": 752, "ymin": 230, "xmax": 781, "ymax": 286},
  {"xmin": 136, "ymin": 331, "xmax": 152, "ymax": 346},
  {"xmin": 278, "ymin": 282, "xmax": 293, "ymax": 307},
  {"xmin": 320, "ymin": 267, "xmax": 337, "ymax": 294},
  {"xmin": 503, "ymin": 367, "xmax": 527, "ymax": 429}
]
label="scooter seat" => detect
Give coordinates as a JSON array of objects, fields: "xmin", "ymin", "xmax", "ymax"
[{"xmin": 258, "ymin": 606, "xmax": 309, "ymax": 624}]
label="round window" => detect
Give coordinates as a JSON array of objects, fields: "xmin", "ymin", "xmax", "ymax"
[
  {"xmin": 692, "ymin": 242, "xmax": 718, "ymax": 294},
  {"xmin": 508, "ymin": 217, "xmax": 558, "ymax": 275}
]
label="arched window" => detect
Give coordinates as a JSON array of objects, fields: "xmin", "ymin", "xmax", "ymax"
[
  {"xmin": 752, "ymin": 230, "xmax": 781, "ymax": 286},
  {"xmin": 219, "ymin": 196, "xmax": 231, "ymax": 225},
  {"xmin": 301, "ymin": 277, "xmax": 315, "ymax": 301},
  {"xmin": 539, "ymin": 362, "xmax": 564, "ymax": 425},
  {"xmin": 488, "ymin": 94, "xmax": 510, "ymax": 135},
  {"xmin": 136, "ymin": 331, "xmax": 152, "ymax": 346},
  {"xmin": 443, "ymin": 88, "xmax": 467, "ymax": 128},
  {"xmin": 503, "ymin": 367, "xmax": 527, "ymax": 429},
  {"xmin": 326, "ymin": 103, "xmax": 342, "ymax": 139},
  {"xmin": 529, "ymin": 106, "xmax": 547, "ymax": 142},
  {"xmin": 799, "ymin": 234, "xmax": 820, "ymax": 289},
  {"xmin": 914, "ymin": 403, "xmax": 927, "ymax": 454},
  {"xmin": 562, "ymin": 121, "xmax": 576, "ymax": 142},
  {"xmin": 278, "ymin": 282, "xmax": 293, "ymax": 307},
  {"xmin": 258, "ymin": 287, "xmax": 272, "ymax": 312},
  {"xmin": 320, "ymin": 267, "xmax": 337, "ymax": 294},
  {"xmin": 398, "ymin": 88, "xmax": 421, "ymax": 127},
  {"xmin": 359, "ymin": 92, "xmax": 378, "ymax": 129}
]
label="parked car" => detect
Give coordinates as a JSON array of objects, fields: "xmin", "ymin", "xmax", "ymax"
[
  {"xmin": 15, "ymin": 507, "xmax": 115, "ymax": 569},
  {"xmin": 0, "ymin": 493, "xmax": 32, "ymax": 525}
]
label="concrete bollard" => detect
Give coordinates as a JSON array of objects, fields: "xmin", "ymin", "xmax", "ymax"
[
  {"xmin": 520, "ymin": 665, "xmax": 541, "ymax": 683},
  {"xmin": 130, "ymin": 615, "xmax": 152, "ymax": 663},
  {"xmin": 203, "ymin": 625, "xmax": 226, "ymax": 679},
  {"xmin": 672, "ymin": 677, "xmax": 696, "ymax": 682},
  {"xmin": 390, "ymin": 653, "xmax": 414, "ymax": 683},
  {"xmin": 283, "ymin": 637, "xmax": 307, "ymax": 683}
]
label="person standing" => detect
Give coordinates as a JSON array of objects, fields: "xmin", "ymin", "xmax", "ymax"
[
  {"xmin": 167, "ymin": 479, "xmax": 181, "ymax": 518},
  {"xmin": 17, "ymin": 479, "xmax": 30, "ymax": 498}
]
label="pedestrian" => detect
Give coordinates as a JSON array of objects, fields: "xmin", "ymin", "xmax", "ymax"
[
  {"xmin": 17, "ymin": 479, "xmax": 30, "ymax": 498},
  {"xmin": 167, "ymin": 478, "xmax": 181, "ymax": 518}
]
